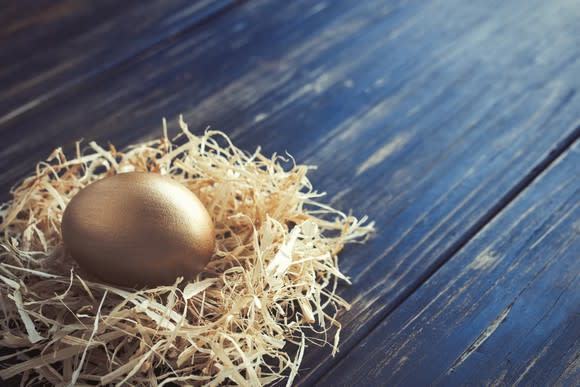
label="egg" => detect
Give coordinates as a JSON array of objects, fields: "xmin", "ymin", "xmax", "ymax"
[{"xmin": 61, "ymin": 172, "xmax": 215, "ymax": 287}]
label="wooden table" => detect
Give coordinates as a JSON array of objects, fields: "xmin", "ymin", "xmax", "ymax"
[{"xmin": 1, "ymin": 1, "xmax": 578, "ymax": 385}]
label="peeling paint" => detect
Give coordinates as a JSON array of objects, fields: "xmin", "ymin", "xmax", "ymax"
[{"xmin": 356, "ymin": 133, "xmax": 411, "ymax": 175}]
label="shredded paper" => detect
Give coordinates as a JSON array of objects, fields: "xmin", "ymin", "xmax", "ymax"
[{"xmin": 0, "ymin": 117, "xmax": 373, "ymax": 386}]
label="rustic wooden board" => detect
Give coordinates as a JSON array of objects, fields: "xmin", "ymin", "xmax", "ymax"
[
  {"xmin": 1, "ymin": 0, "xmax": 579, "ymax": 384},
  {"xmin": 317, "ymin": 141, "xmax": 580, "ymax": 386},
  {"xmin": 0, "ymin": 0, "xmax": 237, "ymax": 124}
]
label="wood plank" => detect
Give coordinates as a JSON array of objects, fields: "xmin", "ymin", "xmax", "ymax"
[
  {"xmin": 1, "ymin": 0, "xmax": 579, "ymax": 383},
  {"xmin": 0, "ymin": 0, "xmax": 237, "ymax": 124},
  {"xmin": 316, "ymin": 140, "xmax": 580, "ymax": 386}
]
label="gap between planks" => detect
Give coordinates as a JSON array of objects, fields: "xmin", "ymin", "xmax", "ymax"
[{"xmin": 309, "ymin": 124, "xmax": 580, "ymax": 386}]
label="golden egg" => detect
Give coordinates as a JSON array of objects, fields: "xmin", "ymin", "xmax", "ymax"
[{"xmin": 61, "ymin": 172, "xmax": 215, "ymax": 287}]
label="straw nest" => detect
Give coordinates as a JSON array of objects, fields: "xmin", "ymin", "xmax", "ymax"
[{"xmin": 0, "ymin": 117, "xmax": 374, "ymax": 386}]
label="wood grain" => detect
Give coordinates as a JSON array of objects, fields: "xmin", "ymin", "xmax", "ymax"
[
  {"xmin": 317, "ymin": 141, "xmax": 580, "ymax": 386},
  {"xmin": 1, "ymin": 0, "xmax": 579, "ymax": 384},
  {"xmin": 0, "ymin": 0, "xmax": 237, "ymax": 124}
]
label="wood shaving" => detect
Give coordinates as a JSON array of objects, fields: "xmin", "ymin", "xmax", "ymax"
[{"xmin": 0, "ymin": 116, "xmax": 374, "ymax": 386}]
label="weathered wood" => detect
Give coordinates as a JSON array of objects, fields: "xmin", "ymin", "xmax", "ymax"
[
  {"xmin": 317, "ymin": 141, "xmax": 580, "ymax": 386},
  {"xmin": 1, "ymin": 0, "xmax": 579, "ymax": 384},
  {"xmin": 0, "ymin": 0, "xmax": 237, "ymax": 124}
]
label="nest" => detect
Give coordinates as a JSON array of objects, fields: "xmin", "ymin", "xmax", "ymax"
[{"xmin": 0, "ymin": 117, "xmax": 373, "ymax": 386}]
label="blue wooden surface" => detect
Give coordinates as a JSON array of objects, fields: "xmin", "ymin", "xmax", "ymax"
[
  {"xmin": 318, "ymin": 141, "xmax": 580, "ymax": 386},
  {"xmin": 0, "ymin": 0, "xmax": 579, "ymax": 385},
  {"xmin": 0, "ymin": 0, "xmax": 237, "ymax": 123}
]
